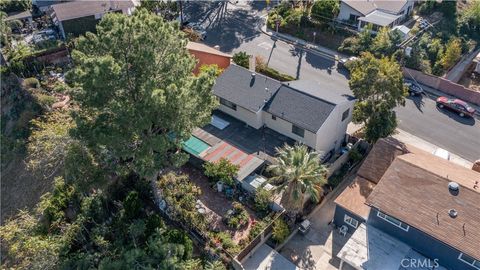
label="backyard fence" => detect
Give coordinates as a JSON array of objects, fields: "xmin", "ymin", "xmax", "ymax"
[
  {"xmin": 235, "ymin": 211, "xmax": 283, "ymax": 263},
  {"xmin": 403, "ymin": 67, "xmax": 480, "ymax": 106}
]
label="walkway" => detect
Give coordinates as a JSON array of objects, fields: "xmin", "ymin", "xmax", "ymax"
[
  {"xmin": 445, "ymin": 48, "xmax": 480, "ymax": 83},
  {"xmin": 279, "ymin": 173, "xmax": 358, "ymax": 270}
]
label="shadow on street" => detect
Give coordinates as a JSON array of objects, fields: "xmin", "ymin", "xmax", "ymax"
[
  {"xmin": 406, "ymin": 95, "xmax": 425, "ymax": 113},
  {"xmin": 184, "ymin": 1, "xmax": 263, "ymax": 52},
  {"xmin": 435, "ymin": 106, "xmax": 476, "ymax": 126}
]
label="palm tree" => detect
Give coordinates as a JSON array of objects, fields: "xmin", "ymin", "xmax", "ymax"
[{"xmin": 267, "ymin": 143, "xmax": 327, "ymax": 221}]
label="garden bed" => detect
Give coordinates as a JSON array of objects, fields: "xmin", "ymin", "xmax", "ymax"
[{"xmin": 156, "ymin": 164, "xmax": 279, "ymax": 258}]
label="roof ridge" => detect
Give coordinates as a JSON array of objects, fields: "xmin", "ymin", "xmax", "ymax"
[{"xmin": 280, "ymin": 83, "xmax": 337, "ymax": 107}]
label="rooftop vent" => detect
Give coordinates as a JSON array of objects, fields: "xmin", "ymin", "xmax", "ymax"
[
  {"xmin": 448, "ymin": 181, "xmax": 459, "ymax": 192},
  {"xmin": 448, "ymin": 209, "xmax": 458, "ymax": 218}
]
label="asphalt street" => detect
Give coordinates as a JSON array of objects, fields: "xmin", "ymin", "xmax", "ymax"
[{"xmin": 184, "ymin": 1, "xmax": 480, "ymax": 162}]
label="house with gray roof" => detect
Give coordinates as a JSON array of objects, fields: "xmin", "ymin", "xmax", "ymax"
[
  {"xmin": 48, "ymin": 0, "xmax": 136, "ymax": 39},
  {"xmin": 213, "ymin": 64, "xmax": 355, "ymax": 156},
  {"xmin": 337, "ymin": 0, "xmax": 415, "ymax": 32}
]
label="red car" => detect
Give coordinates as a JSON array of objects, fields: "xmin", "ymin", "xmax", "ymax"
[{"xmin": 436, "ymin": 96, "xmax": 476, "ymax": 117}]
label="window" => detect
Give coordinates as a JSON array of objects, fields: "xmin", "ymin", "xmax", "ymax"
[
  {"xmin": 219, "ymin": 98, "xmax": 236, "ymax": 111},
  {"xmin": 292, "ymin": 125, "xmax": 304, "ymax": 138},
  {"xmin": 377, "ymin": 211, "xmax": 410, "ymax": 231},
  {"xmin": 344, "ymin": 214, "xmax": 359, "ymax": 228},
  {"xmin": 271, "ymin": 115, "xmax": 276, "ymax": 120},
  {"xmin": 459, "ymin": 253, "xmax": 480, "ymax": 270},
  {"xmin": 341, "ymin": 109, "xmax": 350, "ymax": 121},
  {"xmin": 349, "ymin": 14, "xmax": 359, "ymax": 22}
]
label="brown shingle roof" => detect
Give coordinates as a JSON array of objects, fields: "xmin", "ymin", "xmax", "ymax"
[
  {"xmin": 357, "ymin": 138, "xmax": 422, "ymax": 183},
  {"xmin": 51, "ymin": 0, "xmax": 134, "ymax": 21},
  {"xmin": 334, "ymin": 176, "xmax": 376, "ymax": 219},
  {"xmin": 366, "ymin": 157, "xmax": 480, "ymax": 260}
]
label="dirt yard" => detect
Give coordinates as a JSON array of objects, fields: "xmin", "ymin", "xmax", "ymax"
[{"xmin": 178, "ymin": 164, "xmax": 259, "ymax": 243}]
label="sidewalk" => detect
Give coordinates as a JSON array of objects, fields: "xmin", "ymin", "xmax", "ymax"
[
  {"xmin": 347, "ymin": 123, "xmax": 473, "ymax": 169},
  {"xmin": 258, "ymin": 17, "xmax": 348, "ymax": 61},
  {"xmin": 393, "ymin": 129, "xmax": 473, "ymax": 168}
]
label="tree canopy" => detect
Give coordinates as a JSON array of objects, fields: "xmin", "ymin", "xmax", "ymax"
[
  {"xmin": 349, "ymin": 52, "xmax": 406, "ymax": 142},
  {"xmin": 310, "ymin": 0, "xmax": 340, "ymax": 22},
  {"xmin": 267, "ymin": 144, "xmax": 327, "ymax": 219},
  {"xmin": 68, "ymin": 10, "xmax": 218, "ymax": 177}
]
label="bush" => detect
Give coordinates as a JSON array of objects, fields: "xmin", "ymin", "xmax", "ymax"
[
  {"xmin": 348, "ymin": 148, "xmax": 363, "ymax": 163},
  {"xmin": 24, "ymin": 77, "xmax": 40, "ymax": 89},
  {"xmin": 311, "ymin": 0, "xmax": 340, "ymax": 22},
  {"xmin": 203, "ymin": 158, "xmax": 239, "ymax": 186},
  {"xmin": 7, "ymin": 19, "xmax": 22, "ymax": 31},
  {"xmin": 225, "ymin": 202, "xmax": 249, "ymax": 229},
  {"xmin": 35, "ymin": 93, "xmax": 56, "ymax": 108},
  {"xmin": 272, "ymin": 218, "xmax": 289, "ymax": 244},
  {"xmin": 327, "ymin": 162, "xmax": 349, "ymax": 188},
  {"xmin": 232, "ymin": 51, "xmax": 250, "ymax": 68},
  {"xmin": 214, "ymin": 232, "xmax": 240, "ymax": 255},
  {"xmin": 254, "ymin": 188, "xmax": 272, "ymax": 214},
  {"xmin": 249, "ymin": 220, "xmax": 266, "ymax": 241}
]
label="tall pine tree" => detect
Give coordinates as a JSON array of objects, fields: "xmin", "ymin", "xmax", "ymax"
[{"xmin": 68, "ymin": 10, "xmax": 218, "ymax": 177}]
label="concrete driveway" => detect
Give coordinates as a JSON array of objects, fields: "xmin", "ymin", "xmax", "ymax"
[{"xmin": 279, "ymin": 174, "xmax": 357, "ymax": 270}]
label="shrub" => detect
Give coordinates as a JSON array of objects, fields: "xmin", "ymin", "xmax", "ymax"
[
  {"xmin": 248, "ymin": 220, "xmax": 266, "ymax": 241},
  {"xmin": 35, "ymin": 93, "xmax": 56, "ymax": 108},
  {"xmin": 254, "ymin": 188, "xmax": 272, "ymax": 214},
  {"xmin": 256, "ymin": 65, "xmax": 295, "ymax": 81},
  {"xmin": 272, "ymin": 218, "xmax": 289, "ymax": 244},
  {"xmin": 348, "ymin": 148, "xmax": 363, "ymax": 163},
  {"xmin": 214, "ymin": 232, "xmax": 240, "ymax": 255},
  {"xmin": 24, "ymin": 77, "xmax": 40, "ymax": 89},
  {"xmin": 203, "ymin": 158, "xmax": 239, "ymax": 186},
  {"xmin": 311, "ymin": 0, "xmax": 339, "ymax": 22},
  {"xmin": 7, "ymin": 19, "xmax": 22, "ymax": 31},
  {"xmin": 232, "ymin": 51, "xmax": 250, "ymax": 68},
  {"xmin": 225, "ymin": 202, "xmax": 249, "ymax": 229}
]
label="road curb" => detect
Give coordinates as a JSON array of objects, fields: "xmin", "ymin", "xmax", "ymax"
[
  {"xmin": 416, "ymin": 84, "xmax": 480, "ymax": 118},
  {"xmin": 258, "ymin": 24, "xmax": 338, "ymax": 61}
]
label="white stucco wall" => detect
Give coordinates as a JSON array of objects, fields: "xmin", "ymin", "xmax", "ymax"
[
  {"xmin": 263, "ymin": 111, "xmax": 317, "ymax": 149},
  {"xmin": 315, "ymin": 100, "xmax": 355, "ymax": 155},
  {"xmin": 337, "ymin": 2, "xmax": 363, "ymax": 22},
  {"xmin": 218, "ymin": 104, "xmax": 264, "ymax": 129}
]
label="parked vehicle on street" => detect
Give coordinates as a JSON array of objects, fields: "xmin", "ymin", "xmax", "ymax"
[
  {"xmin": 436, "ymin": 96, "xmax": 476, "ymax": 117},
  {"xmin": 404, "ymin": 79, "xmax": 424, "ymax": 96},
  {"xmin": 338, "ymin": 56, "xmax": 358, "ymax": 70}
]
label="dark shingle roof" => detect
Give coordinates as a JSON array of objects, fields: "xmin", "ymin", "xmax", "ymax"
[
  {"xmin": 213, "ymin": 64, "xmax": 282, "ymax": 112},
  {"xmin": 264, "ymin": 85, "xmax": 336, "ymax": 133}
]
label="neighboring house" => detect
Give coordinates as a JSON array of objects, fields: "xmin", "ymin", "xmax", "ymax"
[
  {"xmin": 337, "ymin": 0, "xmax": 415, "ymax": 32},
  {"xmin": 5, "ymin": 10, "xmax": 33, "ymax": 27},
  {"xmin": 49, "ymin": 0, "xmax": 135, "ymax": 39},
  {"xmin": 333, "ymin": 138, "xmax": 480, "ymax": 270},
  {"xmin": 33, "ymin": 0, "xmax": 67, "ymax": 13},
  {"xmin": 186, "ymin": 42, "xmax": 231, "ymax": 75},
  {"xmin": 213, "ymin": 64, "xmax": 355, "ymax": 157}
]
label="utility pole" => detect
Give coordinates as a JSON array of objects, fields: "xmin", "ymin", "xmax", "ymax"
[
  {"xmin": 179, "ymin": 0, "xmax": 184, "ymax": 25},
  {"xmin": 275, "ymin": 18, "xmax": 280, "ymax": 33}
]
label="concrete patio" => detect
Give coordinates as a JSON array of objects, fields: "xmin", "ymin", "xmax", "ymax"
[{"xmin": 195, "ymin": 110, "xmax": 295, "ymax": 164}]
